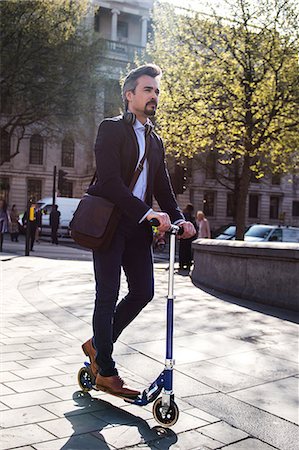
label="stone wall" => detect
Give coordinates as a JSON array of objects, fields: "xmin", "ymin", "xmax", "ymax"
[{"xmin": 191, "ymin": 239, "xmax": 299, "ymax": 311}]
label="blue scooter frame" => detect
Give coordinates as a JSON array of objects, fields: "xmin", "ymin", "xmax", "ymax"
[{"xmin": 78, "ymin": 222, "xmax": 181, "ymax": 427}]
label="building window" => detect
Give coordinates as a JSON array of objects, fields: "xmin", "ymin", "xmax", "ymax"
[
  {"xmin": 29, "ymin": 134, "xmax": 43, "ymax": 165},
  {"xmin": 0, "ymin": 129, "xmax": 10, "ymax": 164},
  {"xmin": 203, "ymin": 191, "xmax": 215, "ymax": 217},
  {"xmin": 292, "ymin": 201, "xmax": 299, "ymax": 217},
  {"xmin": 270, "ymin": 196, "xmax": 280, "ymax": 219},
  {"xmin": 271, "ymin": 173, "xmax": 281, "ymax": 185},
  {"xmin": 117, "ymin": 21, "xmax": 128, "ymax": 39},
  {"xmin": 226, "ymin": 193, "xmax": 235, "ymax": 217},
  {"xmin": 205, "ymin": 152, "xmax": 217, "ymax": 179},
  {"xmin": 62, "ymin": 136, "xmax": 74, "ymax": 167},
  {"xmin": 27, "ymin": 179, "xmax": 42, "ymax": 203},
  {"xmin": 248, "ymin": 194, "xmax": 259, "ymax": 218},
  {"xmin": 59, "ymin": 181, "xmax": 73, "ymax": 198},
  {"xmin": 0, "ymin": 177, "xmax": 10, "ymax": 203}
]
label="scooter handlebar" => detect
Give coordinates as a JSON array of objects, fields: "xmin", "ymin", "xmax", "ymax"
[{"xmin": 149, "ymin": 218, "xmax": 184, "ymax": 236}]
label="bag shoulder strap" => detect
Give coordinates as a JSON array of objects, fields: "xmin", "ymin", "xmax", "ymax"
[{"xmin": 90, "ymin": 130, "xmax": 151, "ymax": 192}]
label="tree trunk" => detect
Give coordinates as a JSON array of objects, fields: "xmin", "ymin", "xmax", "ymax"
[{"xmin": 235, "ymin": 155, "xmax": 251, "ymax": 240}]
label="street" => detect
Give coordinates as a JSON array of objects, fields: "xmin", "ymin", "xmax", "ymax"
[{"xmin": 0, "ymin": 236, "xmax": 298, "ymax": 449}]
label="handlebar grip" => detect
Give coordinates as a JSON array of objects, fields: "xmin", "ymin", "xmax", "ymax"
[
  {"xmin": 177, "ymin": 226, "xmax": 184, "ymax": 236},
  {"xmin": 149, "ymin": 218, "xmax": 160, "ymax": 227}
]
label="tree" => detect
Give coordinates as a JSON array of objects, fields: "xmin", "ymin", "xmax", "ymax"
[
  {"xmin": 149, "ymin": 0, "xmax": 299, "ymax": 238},
  {"xmin": 0, "ymin": 0, "xmax": 102, "ymax": 164}
]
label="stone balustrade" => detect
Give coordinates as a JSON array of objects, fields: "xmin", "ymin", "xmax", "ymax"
[{"xmin": 191, "ymin": 239, "xmax": 299, "ymax": 311}]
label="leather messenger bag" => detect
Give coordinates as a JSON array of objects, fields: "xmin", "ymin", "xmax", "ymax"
[{"xmin": 70, "ymin": 133, "xmax": 150, "ymax": 251}]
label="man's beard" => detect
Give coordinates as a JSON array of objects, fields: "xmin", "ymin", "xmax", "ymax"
[{"xmin": 144, "ymin": 103, "xmax": 157, "ymax": 117}]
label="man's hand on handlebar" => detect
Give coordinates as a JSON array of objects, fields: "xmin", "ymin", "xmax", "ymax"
[
  {"xmin": 178, "ymin": 221, "xmax": 196, "ymax": 239},
  {"xmin": 146, "ymin": 211, "xmax": 171, "ymax": 232}
]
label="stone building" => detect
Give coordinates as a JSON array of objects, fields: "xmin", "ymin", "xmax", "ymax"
[
  {"xmin": 0, "ymin": 0, "xmax": 153, "ymax": 211},
  {"xmin": 1, "ymin": 0, "xmax": 298, "ymax": 231}
]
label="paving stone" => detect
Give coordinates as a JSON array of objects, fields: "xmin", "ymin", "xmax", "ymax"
[
  {"xmin": 174, "ymin": 369, "xmax": 217, "ymax": 397},
  {"xmin": 0, "ymin": 337, "xmax": 38, "ymax": 345},
  {"xmin": 1, "ymin": 352, "xmax": 30, "ymax": 362},
  {"xmin": 0, "ymin": 384, "xmax": 16, "ymax": 395},
  {"xmin": 22, "ymin": 349, "xmax": 69, "ymax": 359},
  {"xmin": 46, "ymin": 384, "xmax": 81, "ymax": 400},
  {"xmin": 0, "ymin": 424, "xmax": 55, "ymax": 450},
  {"xmin": 33, "ymin": 433, "xmax": 112, "ymax": 450},
  {"xmin": 0, "ymin": 372, "xmax": 22, "ymax": 383},
  {"xmin": 56, "ymin": 354, "xmax": 84, "ymax": 364},
  {"xmin": 178, "ymin": 360, "xmax": 263, "ymax": 393},
  {"xmin": 152, "ymin": 428, "xmax": 220, "ymax": 450},
  {"xmin": 187, "ymin": 392, "xmax": 299, "ymax": 450},
  {"xmin": 0, "ymin": 401, "xmax": 9, "ymax": 410},
  {"xmin": 1, "ymin": 405, "xmax": 57, "ymax": 428},
  {"xmin": 0, "ymin": 361, "xmax": 27, "ymax": 372},
  {"xmin": 38, "ymin": 413, "xmax": 108, "ymax": 438},
  {"xmin": 199, "ymin": 421, "xmax": 248, "ymax": 444},
  {"xmin": 122, "ymin": 404, "xmax": 154, "ymax": 421},
  {"xmin": 92, "ymin": 403, "xmax": 142, "ymax": 426},
  {"xmin": 5, "ymin": 377, "xmax": 61, "ymax": 393},
  {"xmin": 17, "ymin": 357, "xmax": 64, "ymax": 369},
  {"xmin": 93, "ymin": 421, "xmax": 159, "ymax": 448},
  {"xmin": 0, "ymin": 344, "xmax": 34, "ymax": 353},
  {"xmin": 24, "ymin": 341, "xmax": 71, "ymax": 351},
  {"xmin": 221, "ymin": 437, "xmax": 277, "ymax": 449},
  {"xmin": 41, "ymin": 396, "xmax": 107, "ymax": 418},
  {"xmin": 12, "ymin": 366, "xmax": 64, "ymax": 380},
  {"xmin": 52, "ymin": 362, "xmax": 83, "ymax": 375},
  {"xmin": 49, "ymin": 373, "xmax": 78, "ymax": 386},
  {"xmin": 184, "ymin": 407, "xmax": 220, "ymax": 424},
  {"xmin": 0, "ymin": 390, "xmax": 59, "ymax": 408},
  {"xmin": 210, "ymin": 350, "xmax": 299, "ymax": 382},
  {"xmin": 230, "ymin": 377, "xmax": 299, "ymax": 424},
  {"xmin": 147, "ymin": 410, "xmax": 207, "ymax": 435}
]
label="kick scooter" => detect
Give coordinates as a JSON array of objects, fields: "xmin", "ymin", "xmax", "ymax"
[{"xmin": 77, "ymin": 220, "xmax": 182, "ymax": 427}]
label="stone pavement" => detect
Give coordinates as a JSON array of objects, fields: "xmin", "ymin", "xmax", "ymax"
[{"xmin": 0, "ymin": 237, "xmax": 298, "ymax": 449}]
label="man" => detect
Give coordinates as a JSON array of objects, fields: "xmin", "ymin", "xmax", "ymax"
[
  {"xmin": 82, "ymin": 64, "xmax": 195, "ymax": 398},
  {"xmin": 50, "ymin": 204, "xmax": 60, "ymax": 244},
  {"xmin": 22, "ymin": 203, "xmax": 37, "ymax": 251}
]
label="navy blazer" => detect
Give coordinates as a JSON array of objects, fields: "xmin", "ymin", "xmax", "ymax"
[{"xmin": 88, "ymin": 115, "xmax": 184, "ymax": 224}]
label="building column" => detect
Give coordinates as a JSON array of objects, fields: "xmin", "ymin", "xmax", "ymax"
[
  {"xmin": 141, "ymin": 16, "xmax": 148, "ymax": 47},
  {"xmin": 111, "ymin": 9, "xmax": 120, "ymax": 41}
]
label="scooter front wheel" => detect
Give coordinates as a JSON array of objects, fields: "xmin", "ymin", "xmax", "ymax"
[
  {"xmin": 77, "ymin": 366, "xmax": 94, "ymax": 393},
  {"xmin": 152, "ymin": 397, "xmax": 179, "ymax": 427}
]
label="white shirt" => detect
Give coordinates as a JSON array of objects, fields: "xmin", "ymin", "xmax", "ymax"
[
  {"xmin": 132, "ymin": 118, "xmax": 149, "ymax": 202},
  {"xmin": 132, "ymin": 118, "xmax": 184, "ymax": 226}
]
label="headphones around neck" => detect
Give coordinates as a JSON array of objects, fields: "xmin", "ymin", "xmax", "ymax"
[{"xmin": 123, "ymin": 111, "xmax": 154, "ymax": 136}]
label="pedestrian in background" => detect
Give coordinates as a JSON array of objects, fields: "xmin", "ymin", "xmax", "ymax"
[
  {"xmin": 196, "ymin": 210, "xmax": 211, "ymax": 239},
  {"xmin": 0, "ymin": 199, "xmax": 10, "ymax": 252},
  {"xmin": 10, "ymin": 204, "xmax": 19, "ymax": 242},
  {"xmin": 22, "ymin": 203, "xmax": 38, "ymax": 251},
  {"xmin": 50, "ymin": 204, "xmax": 60, "ymax": 245},
  {"xmin": 35, "ymin": 207, "xmax": 42, "ymax": 243},
  {"xmin": 179, "ymin": 203, "xmax": 198, "ymax": 271}
]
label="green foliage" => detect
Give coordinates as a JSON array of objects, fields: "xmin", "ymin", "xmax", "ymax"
[
  {"xmin": 0, "ymin": 0, "xmax": 102, "ymax": 139},
  {"xmin": 149, "ymin": 0, "xmax": 299, "ymax": 176}
]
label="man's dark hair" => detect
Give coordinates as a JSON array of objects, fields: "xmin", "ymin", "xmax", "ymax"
[{"xmin": 122, "ymin": 64, "xmax": 162, "ymax": 110}]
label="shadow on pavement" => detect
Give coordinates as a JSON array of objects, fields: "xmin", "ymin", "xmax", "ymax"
[{"xmin": 60, "ymin": 391, "xmax": 177, "ymax": 449}]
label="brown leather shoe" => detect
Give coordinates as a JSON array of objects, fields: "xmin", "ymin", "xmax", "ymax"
[
  {"xmin": 95, "ymin": 374, "xmax": 140, "ymax": 399},
  {"xmin": 82, "ymin": 338, "xmax": 99, "ymax": 377}
]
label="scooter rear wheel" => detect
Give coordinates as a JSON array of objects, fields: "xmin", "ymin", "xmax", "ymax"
[
  {"xmin": 153, "ymin": 397, "xmax": 179, "ymax": 427},
  {"xmin": 78, "ymin": 367, "xmax": 94, "ymax": 392}
]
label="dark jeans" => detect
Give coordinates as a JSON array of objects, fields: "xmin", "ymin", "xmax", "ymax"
[
  {"xmin": 92, "ymin": 219, "xmax": 154, "ymax": 377},
  {"xmin": 51, "ymin": 227, "xmax": 58, "ymax": 244}
]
